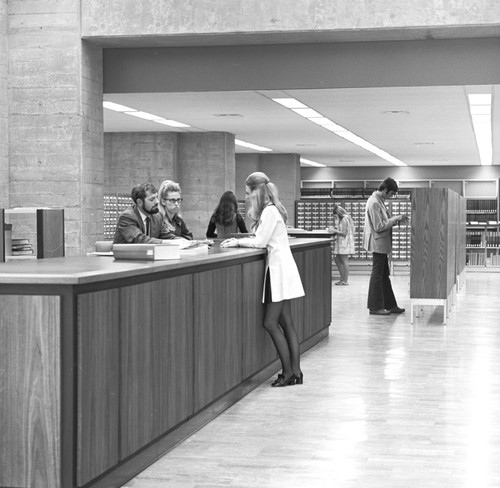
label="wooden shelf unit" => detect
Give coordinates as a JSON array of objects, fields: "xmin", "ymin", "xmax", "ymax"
[
  {"xmin": 410, "ymin": 188, "xmax": 466, "ymax": 324},
  {"xmin": 1, "ymin": 207, "xmax": 65, "ymax": 262}
]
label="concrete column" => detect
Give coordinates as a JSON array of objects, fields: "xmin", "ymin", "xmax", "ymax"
[
  {"xmin": 235, "ymin": 153, "xmax": 260, "ymax": 201},
  {"xmin": 104, "ymin": 132, "xmax": 178, "ymax": 194},
  {"xmin": 236, "ymin": 153, "xmax": 301, "ymax": 227},
  {"xmin": 81, "ymin": 42, "xmax": 104, "ymax": 254},
  {"xmin": 7, "ymin": 1, "xmax": 103, "ymax": 255},
  {"xmin": 177, "ymin": 132, "xmax": 235, "ymax": 239},
  {"xmin": 0, "ymin": 0, "xmax": 7, "ymax": 209}
]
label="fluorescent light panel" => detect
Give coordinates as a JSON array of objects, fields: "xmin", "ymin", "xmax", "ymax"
[
  {"xmin": 125, "ymin": 111, "xmax": 162, "ymax": 121},
  {"xmin": 272, "ymin": 97, "xmax": 407, "ymax": 166},
  {"xmin": 103, "ymin": 101, "xmax": 136, "ymax": 112},
  {"xmin": 468, "ymin": 93, "xmax": 492, "ymax": 166},
  {"xmin": 154, "ymin": 119, "xmax": 191, "ymax": 128},
  {"xmin": 272, "ymin": 98, "xmax": 308, "ymax": 109},
  {"xmin": 300, "ymin": 158, "xmax": 326, "ymax": 167},
  {"xmin": 235, "ymin": 139, "xmax": 273, "ymax": 152},
  {"xmin": 103, "ymin": 101, "xmax": 191, "ymax": 128}
]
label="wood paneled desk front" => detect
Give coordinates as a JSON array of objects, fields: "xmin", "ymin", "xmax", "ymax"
[{"xmin": 0, "ymin": 238, "xmax": 332, "ymax": 488}]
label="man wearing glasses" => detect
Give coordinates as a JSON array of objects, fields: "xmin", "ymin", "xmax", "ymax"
[
  {"xmin": 158, "ymin": 180, "xmax": 193, "ymax": 240},
  {"xmin": 113, "ymin": 183, "xmax": 178, "ymax": 244},
  {"xmin": 363, "ymin": 177, "xmax": 409, "ymax": 315}
]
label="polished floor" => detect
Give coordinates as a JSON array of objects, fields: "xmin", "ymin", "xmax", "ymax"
[{"xmin": 124, "ymin": 271, "xmax": 500, "ymax": 488}]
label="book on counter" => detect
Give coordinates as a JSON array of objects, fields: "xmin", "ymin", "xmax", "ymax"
[{"xmin": 112, "ymin": 243, "xmax": 181, "ymax": 261}]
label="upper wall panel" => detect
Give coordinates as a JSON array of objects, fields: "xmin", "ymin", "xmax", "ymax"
[
  {"xmin": 82, "ymin": 0, "xmax": 500, "ymax": 47},
  {"xmin": 103, "ymin": 38, "xmax": 500, "ymax": 93}
]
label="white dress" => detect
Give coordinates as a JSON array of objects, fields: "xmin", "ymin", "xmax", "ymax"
[{"xmin": 238, "ymin": 205, "xmax": 305, "ymax": 303}]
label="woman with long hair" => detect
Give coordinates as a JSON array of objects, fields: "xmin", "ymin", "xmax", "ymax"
[
  {"xmin": 221, "ymin": 172, "xmax": 305, "ymax": 387},
  {"xmin": 206, "ymin": 190, "xmax": 248, "ymax": 238}
]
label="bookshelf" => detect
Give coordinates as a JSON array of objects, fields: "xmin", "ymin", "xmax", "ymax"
[
  {"xmin": 1, "ymin": 208, "xmax": 65, "ymax": 262},
  {"xmin": 464, "ymin": 180, "xmax": 499, "ymax": 268},
  {"xmin": 466, "ymin": 225, "xmax": 500, "ymax": 267},
  {"xmin": 301, "ymin": 178, "xmax": 499, "ymax": 271},
  {"xmin": 410, "ymin": 188, "xmax": 466, "ymax": 324}
]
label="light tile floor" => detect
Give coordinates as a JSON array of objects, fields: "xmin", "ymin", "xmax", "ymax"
[{"xmin": 124, "ymin": 272, "xmax": 500, "ymax": 487}]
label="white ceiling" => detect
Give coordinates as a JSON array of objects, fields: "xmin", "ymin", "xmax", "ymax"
[{"xmin": 103, "ymin": 84, "xmax": 499, "ymax": 167}]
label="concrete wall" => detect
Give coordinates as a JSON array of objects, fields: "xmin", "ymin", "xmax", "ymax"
[
  {"xmin": 236, "ymin": 153, "xmax": 301, "ymax": 227},
  {"xmin": 0, "ymin": 0, "xmax": 7, "ymax": 209},
  {"xmin": 177, "ymin": 132, "xmax": 235, "ymax": 239},
  {"xmin": 81, "ymin": 42, "xmax": 104, "ymax": 254},
  {"xmin": 7, "ymin": 0, "xmax": 103, "ymax": 255},
  {"xmin": 104, "ymin": 132, "xmax": 178, "ymax": 193},
  {"xmin": 105, "ymin": 131, "xmax": 235, "ymax": 239},
  {"xmin": 4, "ymin": 1, "xmax": 499, "ymax": 252},
  {"xmin": 82, "ymin": 0, "xmax": 500, "ymax": 40}
]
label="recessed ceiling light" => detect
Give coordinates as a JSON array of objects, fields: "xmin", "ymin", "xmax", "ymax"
[
  {"xmin": 272, "ymin": 98, "xmax": 307, "ymax": 109},
  {"xmin": 468, "ymin": 94, "xmax": 491, "ymax": 105},
  {"xmin": 271, "ymin": 97, "xmax": 407, "ymax": 166},
  {"xmin": 103, "ymin": 101, "xmax": 136, "ymax": 112},
  {"xmin": 125, "ymin": 111, "xmax": 163, "ymax": 121},
  {"xmin": 213, "ymin": 113, "xmax": 243, "ymax": 117},
  {"xmin": 300, "ymin": 158, "xmax": 326, "ymax": 167},
  {"xmin": 292, "ymin": 108, "xmax": 323, "ymax": 118},
  {"xmin": 235, "ymin": 139, "xmax": 273, "ymax": 152},
  {"xmin": 154, "ymin": 119, "xmax": 191, "ymax": 128},
  {"xmin": 413, "ymin": 142, "xmax": 434, "ymax": 145},
  {"xmin": 468, "ymin": 93, "xmax": 492, "ymax": 166}
]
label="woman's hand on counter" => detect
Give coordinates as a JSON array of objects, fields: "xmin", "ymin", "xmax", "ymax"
[{"xmin": 220, "ymin": 238, "xmax": 239, "ymax": 248}]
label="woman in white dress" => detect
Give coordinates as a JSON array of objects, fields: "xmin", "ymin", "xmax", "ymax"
[{"xmin": 221, "ymin": 172, "xmax": 305, "ymax": 387}]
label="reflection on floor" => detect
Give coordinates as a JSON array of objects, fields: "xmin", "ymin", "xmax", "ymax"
[{"xmin": 124, "ymin": 272, "xmax": 500, "ymax": 488}]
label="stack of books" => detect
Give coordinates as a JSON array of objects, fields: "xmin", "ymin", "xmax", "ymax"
[{"xmin": 11, "ymin": 238, "xmax": 34, "ymax": 256}]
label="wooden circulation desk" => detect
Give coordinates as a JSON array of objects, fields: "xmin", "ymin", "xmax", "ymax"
[{"xmin": 0, "ymin": 238, "xmax": 332, "ymax": 488}]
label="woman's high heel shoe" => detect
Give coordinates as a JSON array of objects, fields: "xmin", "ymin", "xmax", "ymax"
[
  {"xmin": 294, "ymin": 372, "xmax": 304, "ymax": 385},
  {"xmin": 271, "ymin": 374, "xmax": 284, "ymax": 387},
  {"xmin": 272, "ymin": 375, "xmax": 296, "ymax": 387}
]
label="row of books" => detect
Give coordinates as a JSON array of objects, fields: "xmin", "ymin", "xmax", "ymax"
[
  {"xmin": 11, "ymin": 238, "xmax": 34, "ymax": 256},
  {"xmin": 467, "ymin": 252, "xmax": 486, "ymax": 266},
  {"xmin": 466, "ymin": 199, "xmax": 497, "ymax": 211},
  {"xmin": 485, "ymin": 231, "xmax": 500, "ymax": 247},
  {"xmin": 466, "ymin": 230, "xmax": 483, "ymax": 247}
]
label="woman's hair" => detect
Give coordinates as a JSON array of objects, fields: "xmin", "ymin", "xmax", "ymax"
[
  {"xmin": 335, "ymin": 205, "xmax": 355, "ymax": 229},
  {"xmin": 213, "ymin": 191, "xmax": 239, "ymax": 225},
  {"xmin": 245, "ymin": 172, "xmax": 287, "ymax": 229},
  {"xmin": 158, "ymin": 179, "xmax": 181, "ymax": 216}
]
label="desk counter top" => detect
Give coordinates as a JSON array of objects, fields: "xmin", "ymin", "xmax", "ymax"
[{"xmin": 0, "ymin": 237, "xmax": 330, "ymax": 285}]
